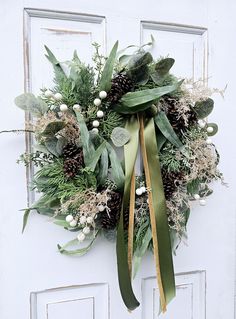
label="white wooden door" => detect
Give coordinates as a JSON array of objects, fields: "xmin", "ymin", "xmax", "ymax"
[{"xmin": 0, "ymin": 1, "xmax": 235, "ymax": 318}]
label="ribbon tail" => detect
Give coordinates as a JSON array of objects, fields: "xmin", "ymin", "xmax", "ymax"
[
  {"xmin": 116, "ymin": 116, "xmax": 140, "ymax": 311},
  {"xmin": 128, "ymin": 170, "xmax": 136, "ymax": 276},
  {"xmin": 139, "ymin": 114, "xmax": 176, "ymax": 312}
]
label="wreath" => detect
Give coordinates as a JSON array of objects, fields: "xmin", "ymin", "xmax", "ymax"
[{"xmin": 13, "ymin": 40, "xmax": 223, "ymax": 312}]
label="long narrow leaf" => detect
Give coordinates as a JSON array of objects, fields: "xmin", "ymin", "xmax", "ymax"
[
  {"xmin": 120, "ymin": 82, "xmax": 180, "ymax": 107},
  {"xmin": 154, "ymin": 111, "xmax": 187, "ymax": 155},
  {"xmin": 58, "ymin": 231, "xmax": 99, "ymax": 256},
  {"xmin": 133, "ymin": 227, "xmax": 152, "ymax": 278},
  {"xmin": 22, "ymin": 208, "xmax": 31, "ymax": 233},
  {"xmin": 99, "ymin": 41, "xmax": 119, "ymax": 92},
  {"xmin": 106, "ymin": 143, "xmax": 125, "ymax": 190},
  {"xmin": 75, "ymin": 112, "xmax": 95, "ymax": 165},
  {"xmin": 97, "ymin": 147, "xmax": 109, "ymax": 185},
  {"xmin": 86, "ymin": 141, "xmax": 106, "ymax": 172}
]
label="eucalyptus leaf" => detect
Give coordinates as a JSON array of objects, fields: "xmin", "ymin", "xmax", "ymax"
[
  {"xmin": 15, "ymin": 93, "xmax": 47, "ymax": 117},
  {"xmin": 41, "ymin": 121, "xmax": 66, "ymax": 137},
  {"xmin": 106, "ymin": 143, "xmax": 125, "ymax": 190},
  {"xmin": 154, "ymin": 111, "xmax": 187, "ymax": 155},
  {"xmin": 120, "ymin": 82, "xmax": 180, "ymax": 108},
  {"xmin": 127, "ymin": 51, "xmax": 153, "ymax": 71},
  {"xmin": 56, "ymin": 137, "xmax": 67, "ymax": 155},
  {"xmin": 111, "ymin": 127, "xmax": 130, "ymax": 147},
  {"xmin": 75, "ymin": 111, "xmax": 95, "ymax": 165},
  {"xmin": 194, "ymin": 98, "xmax": 214, "ymax": 119},
  {"xmin": 207, "ymin": 123, "xmax": 218, "ymax": 136},
  {"xmin": 156, "ymin": 130, "xmax": 167, "ymax": 151},
  {"xmin": 58, "ymin": 231, "xmax": 99, "ymax": 256},
  {"xmin": 133, "ymin": 227, "xmax": 152, "ymax": 278},
  {"xmin": 99, "ymin": 41, "xmax": 119, "ymax": 92},
  {"xmin": 45, "ymin": 137, "xmax": 59, "ymax": 157},
  {"xmin": 97, "ymin": 147, "xmax": 109, "ymax": 186},
  {"xmin": 155, "ymin": 58, "xmax": 175, "ymax": 76},
  {"xmin": 44, "ymin": 45, "xmax": 66, "ymax": 79},
  {"xmin": 22, "ymin": 208, "xmax": 31, "ymax": 233},
  {"xmin": 86, "ymin": 141, "xmax": 106, "ymax": 172}
]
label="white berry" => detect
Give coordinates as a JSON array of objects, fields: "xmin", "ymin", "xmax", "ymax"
[
  {"xmin": 136, "ymin": 188, "xmax": 143, "ymax": 196},
  {"xmin": 206, "ymin": 138, "xmax": 212, "ymax": 145},
  {"xmin": 69, "ymin": 220, "xmax": 77, "ymax": 227},
  {"xmin": 92, "ymin": 128, "xmax": 99, "ymax": 134},
  {"xmin": 77, "ymin": 232, "xmax": 86, "ymax": 242},
  {"xmin": 94, "ymin": 98, "xmax": 101, "ymax": 107},
  {"xmin": 87, "ymin": 216, "xmax": 94, "ymax": 224},
  {"xmin": 199, "ymin": 199, "xmax": 206, "ymax": 206},
  {"xmin": 65, "ymin": 215, "xmax": 74, "ymax": 223},
  {"xmin": 92, "ymin": 120, "xmax": 100, "ymax": 128},
  {"xmin": 79, "ymin": 216, "xmax": 87, "ymax": 225},
  {"xmin": 193, "ymin": 194, "xmax": 200, "ymax": 200},
  {"xmin": 99, "ymin": 91, "xmax": 107, "ymax": 99},
  {"xmin": 98, "ymin": 205, "xmax": 105, "ymax": 212},
  {"xmin": 207, "ymin": 126, "xmax": 214, "ymax": 133},
  {"xmin": 140, "ymin": 186, "xmax": 146, "ymax": 193},
  {"xmin": 54, "ymin": 93, "xmax": 63, "ymax": 101},
  {"xmin": 44, "ymin": 90, "xmax": 53, "ymax": 98},
  {"xmin": 97, "ymin": 110, "xmax": 104, "ymax": 118},
  {"xmin": 198, "ymin": 120, "xmax": 206, "ymax": 129},
  {"xmin": 83, "ymin": 226, "xmax": 90, "ymax": 235},
  {"xmin": 60, "ymin": 104, "xmax": 68, "ymax": 112},
  {"xmin": 73, "ymin": 104, "xmax": 81, "ymax": 111}
]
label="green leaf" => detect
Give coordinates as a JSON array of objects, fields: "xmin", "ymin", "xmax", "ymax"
[
  {"xmin": 194, "ymin": 98, "xmax": 214, "ymax": 119},
  {"xmin": 113, "ymin": 101, "xmax": 153, "ymax": 115},
  {"xmin": 106, "ymin": 143, "xmax": 125, "ymax": 190},
  {"xmin": 127, "ymin": 52, "xmax": 153, "ymax": 85},
  {"xmin": 99, "ymin": 41, "xmax": 119, "ymax": 92},
  {"xmin": 111, "ymin": 127, "xmax": 130, "ymax": 147},
  {"xmin": 75, "ymin": 111, "xmax": 95, "ymax": 165},
  {"xmin": 41, "ymin": 121, "xmax": 66, "ymax": 137},
  {"xmin": 56, "ymin": 137, "xmax": 67, "ymax": 155},
  {"xmin": 86, "ymin": 141, "xmax": 106, "ymax": 172},
  {"xmin": 187, "ymin": 179, "xmax": 200, "ymax": 195},
  {"xmin": 156, "ymin": 130, "xmax": 167, "ymax": 151},
  {"xmin": 58, "ymin": 231, "xmax": 99, "ymax": 256},
  {"xmin": 128, "ymin": 51, "xmax": 153, "ymax": 70},
  {"xmin": 22, "ymin": 208, "xmax": 31, "ymax": 233},
  {"xmin": 155, "ymin": 58, "xmax": 175, "ymax": 75},
  {"xmin": 45, "ymin": 137, "xmax": 59, "ymax": 157},
  {"xmin": 133, "ymin": 227, "xmax": 152, "ymax": 278},
  {"xmin": 120, "ymin": 82, "xmax": 180, "ymax": 108},
  {"xmin": 97, "ymin": 147, "xmax": 109, "ymax": 186},
  {"xmin": 154, "ymin": 111, "xmax": 186, "ymax": 155},
  {"xmin": 207, "ymin": 123, "xmax": 218, "ymax": 136},
  {"xmin": 15, "ymin": 93, "xmax": 47, "ymax": 117}
]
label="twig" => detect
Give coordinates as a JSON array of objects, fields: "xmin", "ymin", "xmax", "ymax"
[{"xmin": 0, "ymin": 129, "xmax": 35, "ymax": 134}]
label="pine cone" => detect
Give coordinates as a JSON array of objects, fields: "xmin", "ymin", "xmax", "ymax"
[
  {"xmin": 63, "ymin": 158, "xmax": 80, "ymax": 179},
  {"xmin": 62, "ymin": 143, "xmax": 80, "ymax": 159},
  {"xmin": 107, "ymin": 73, "xmax": 134, "ymax": 103},
  {"xmin": 101, "ymin": 191, "xmax": 122, "ymax": 230},
  {"xmin": 162, "ymin": 170, "xmax": 184, "ymax": 200},
  {"xmin": 62, "ymin": 143, "xmax": 84, "ymax": 179},
  {"xmin": 163, "ymin": 97, "xmax": 197, "ymax": 132}
]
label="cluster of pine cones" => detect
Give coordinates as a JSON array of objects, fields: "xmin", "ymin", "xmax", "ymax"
[{"xmin": 62, "ymin": 143, "xmax": 84, "ymax": 178}]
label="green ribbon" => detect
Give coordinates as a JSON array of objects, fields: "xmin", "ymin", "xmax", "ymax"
[
  {"xmin": 116, "ymin": 115, "xmax": 175, "ymax": 311},
  {"xmin": 144, "ymin": 117, "xmax": 176, "ymax": 305},
  {"xmin": 116, "ymin": 116, "xmax": 140, "ymax": 310}
]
